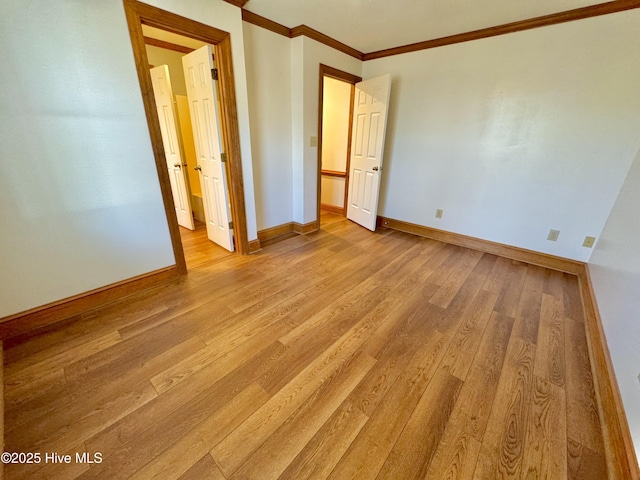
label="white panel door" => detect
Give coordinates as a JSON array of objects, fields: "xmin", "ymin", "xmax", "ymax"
[
  {"xmin": 346, "ymin": 74, "xmax": 391, "ymax": 231},
  {"xmin": 150, "ymin": 65, "xmax": 194, "ymax": 230},
  {"xmin": 182, "ymin": 45, "xmax": 234, "ymax": 252}
]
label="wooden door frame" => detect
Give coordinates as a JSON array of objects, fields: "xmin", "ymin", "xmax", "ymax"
[
  {"xmin": 123, "ymin": 0, "xmax": 250, "ymax": 269},
  {"xmin": 317, "ymin": 65, "xmax": 362, "ymax": 225}
]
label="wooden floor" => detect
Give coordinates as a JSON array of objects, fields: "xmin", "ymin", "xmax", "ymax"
[
  {"xmin": 179, "ymin": 221, "xmax": 233, "ymax": 270},
  {"xmin": 3, "ymin": 214, "xmax": 609, "ymax": 479}
]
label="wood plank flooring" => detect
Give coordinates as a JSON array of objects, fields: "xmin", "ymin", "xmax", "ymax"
[
  {"xmin": 179, "ymin": 221, "xmax": 233, "ymax": 270},
  {"xmin": 3, "ymin": 214, "xmax": 609, "ymax": 479}
]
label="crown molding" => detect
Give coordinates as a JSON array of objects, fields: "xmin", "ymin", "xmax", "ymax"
[
  {"xmin": 241, "ymin": 10, "xmax": 364, "ymax": 60},
  {"xmin": 241, "ymin": 0, "xmax": 640, "ymax": 61},
  {"xmin": 364, "ymin": 0, "xmax": 640, "ymax": 60},
  {"xmin": 222, "ymin": 0, "xmax": 249, "ymax": 7},
  {"xmin": 241, "ymin": 9, "xmax": 291, "ymax": 37},
  {"xmin": 290, "ymin": 25, "xmax": 364, "ymax": 60}
]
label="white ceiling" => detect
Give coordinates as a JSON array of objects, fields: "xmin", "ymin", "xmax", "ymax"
[{"xmin": 243, "ymin": 0, "xmax": 610, "ymax": 53}]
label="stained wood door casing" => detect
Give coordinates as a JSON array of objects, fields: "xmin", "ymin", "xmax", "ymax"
[
  {"xmin": 182, "ymin": 45, "xmax": 234, "ymax": 252},
  {"xmin": 149, "ymin": 65, "xmax": 195, "ymax": 230},
  {"xmin": 346, "ymin": 74, "xmax": 391, "ymax": 231}
]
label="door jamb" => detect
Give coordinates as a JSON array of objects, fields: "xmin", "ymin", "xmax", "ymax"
[
  {"xmin": 317, "ymin": 64, "xmax": 362, "ymax": 226},
  {"xmin": 123, "ymin": 0, "xmax": 250, "ymax": 267}
]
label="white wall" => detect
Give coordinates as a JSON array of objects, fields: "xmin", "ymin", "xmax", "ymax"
[
  {"xmin": 321, "ymin": 176, "xmax": 346, "ymax": 208},
  {"xmin": 321, "ymin": 77, "xmax": 351, "ymax": 172},
  {"xmin": 245, "ymin": 32, "xmax": 360, "ymax": 227},
  {"xmin": 363, "ymin": 10, "xmax": 640, "ymax": 261},
  {"xmin": 290, "ymin": 37, "xmax": 306, "ymax": 223},
  {"xmin": 0, "ymin": 0, "xmax": 175, "ymax": 318},
  {"xmin": 0, "ymin": 0, "xmax": 259, "ymax": 318},
  {"xmin": 243, "ymin": 23, "xmax": 293, "ymax": 231},
  {"xmin": 293, "ymin": 37, "xmax": 362, "ymax": 224},
  {"xmin": 589, "ymin": 147, "xmax": 640, "ymax": 460}
]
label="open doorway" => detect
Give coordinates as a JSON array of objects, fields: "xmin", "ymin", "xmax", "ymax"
[
  {"xmin": 317, "ymin": 65, "xmax": 362, "ymax": 228},
  {"xmin": 123, "ymin": 0, "xmax": 251, "ymax": 274},
  {"xmin": 144, "ymin": 27, "xmax": 234, "ymax": 268}
]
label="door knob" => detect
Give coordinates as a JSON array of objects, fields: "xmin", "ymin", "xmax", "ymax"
[
  {"xmin": 194, "ymin": 165, "xmax": 202, "ymax": 171},
  {"xmin": 372, "ymin": 166, "xmax": 379, "ymax": 171},
  {"xmin": 174, "ymin": 163, "xmax": 181, "ymax": 168}
]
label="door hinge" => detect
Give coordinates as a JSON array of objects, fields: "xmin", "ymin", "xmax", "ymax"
[
  {"xmin": 220, "ymin": 152, "xmax": 227, "ymax": 163},
  {"xmin": 228, "ymin": 221, "xmax": 234, "ymax": 229},
  {"xmin": 211, "ymin": 68, "xmax": 218, "ymax": 81}
]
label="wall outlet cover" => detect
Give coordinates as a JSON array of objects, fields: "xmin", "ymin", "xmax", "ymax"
[
  {"xmin": 583, "ymin": 236, "xmax": 596, "ymax": 248},
  {"xmin": 435, "ymin": 209, "xmax": 443, "ymax": 219},
  {"xmin": 547, "ymin": 229, "xmax": 560, "ymax": 241},
  {"xmin": 310, "ymin": 136, "xmax": 318, "ymax": 147}
]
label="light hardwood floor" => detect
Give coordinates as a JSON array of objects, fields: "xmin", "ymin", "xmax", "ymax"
[
  {"xmin": 180, "ymin": 221, "xmax": 234, "ymax": 270},
  {"xmin": 3, "ymin": 215, "xmax": 608, "ymax": 479}
]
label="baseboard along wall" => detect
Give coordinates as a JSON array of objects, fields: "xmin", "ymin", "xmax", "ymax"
[
  {"xmin": 320, "ymin": 203, "xmax": 345, "ymax": 215},
  {"xmin": 377, "ymin": 216, "xmax": 584, "ymax": 274},
  {"xmin": 257, "ymin": 221, "xmax": 319, "ymax": 247},
  {"xmin": 0, "ymin": 266, "xmax": 180, "ymax": 340}
]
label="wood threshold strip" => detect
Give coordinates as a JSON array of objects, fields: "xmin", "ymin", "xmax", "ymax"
[
  {"xmin": 143, "ymin": 36, "xmax": 194, "ymax": 54},
  {"xmin": 0, "ymin": 266, "xmax": 180, "ymax": 340},
  {"xmin": 377, "ymin": 216, "xmax": 584, "ymax": 274},
  {"xmin": 579, "ymin": 266, "xmax": 640, "ymax": 480},
  {"xmin": 242, "ymin": 0, "xmax": 640, "ymax": 62}
]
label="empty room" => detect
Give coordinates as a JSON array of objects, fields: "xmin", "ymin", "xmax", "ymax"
[{"xmin": 1, "ymin": 0, "xmax": 640, "ymax": 479}]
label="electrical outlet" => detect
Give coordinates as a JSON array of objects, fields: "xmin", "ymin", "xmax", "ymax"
[
  {"xmin": 435, "ymin": 209, "xmax": 443, "ymax": 219},
  {"xmin": 310, "ymin": 136, "xmax": 318, "ymax": 147},
  {"xmin": 547, "ymin": 229, "xmax": 560, "ymax": 242},
  {"xmin": 583, "ymin": 236, "xmax": 596, "ymax": 248}
]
